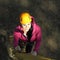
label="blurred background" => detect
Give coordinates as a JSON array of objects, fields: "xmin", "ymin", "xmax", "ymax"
[{"xmin": 0, "ymin": 0, "xmax": 60, "ymax": 60}]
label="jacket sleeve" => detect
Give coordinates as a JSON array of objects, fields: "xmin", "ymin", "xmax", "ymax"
[
  {"xmin": 33, "ymin": 27, "xmax": 42, "ymax": 52},
  {"xmin": 13, "ymin": 31, "xmax": 21, "ymax": 48}
]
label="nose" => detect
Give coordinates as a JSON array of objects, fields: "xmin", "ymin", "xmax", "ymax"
[{"xmin": 25, "ymin": 25, "xmax": 28, "ymax": 28}]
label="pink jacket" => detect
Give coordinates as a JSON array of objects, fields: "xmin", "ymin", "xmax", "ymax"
[{"xmin": 13, "ymin": 16, "xmax": 42, "ymax": 52}]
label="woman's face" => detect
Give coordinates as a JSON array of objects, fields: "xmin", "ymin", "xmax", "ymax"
[{"xmin": 22, "ymin": 23, "xmax": 31, "ymax": 32}]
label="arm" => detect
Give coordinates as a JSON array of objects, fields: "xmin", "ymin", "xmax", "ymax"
[
  {"xmin": 13, "ymin": 32, "xmax": 21, "ymax": 48},
  {"xmin": 33, "ymin": 28, "xmax": 42, "ymax": 52}
]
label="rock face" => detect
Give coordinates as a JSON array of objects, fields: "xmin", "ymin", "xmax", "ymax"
[
  {"xmin": 0, "ymin": 0, "xmax": 60, "ymax": 60},
  {"xmin": 0, "ymin": 30, "xmax": 11, "ymax": 60}
]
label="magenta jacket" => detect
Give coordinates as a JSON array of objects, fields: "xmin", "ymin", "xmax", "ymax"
[{"xmin": 13, "ymin": 16, "xmax": 42, "ymax": 52}]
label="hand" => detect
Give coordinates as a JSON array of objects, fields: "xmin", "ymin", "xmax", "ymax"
[
  {"xmin": 31, "ymin": 51, "xmax": 37, "ymax": 56},
  {"xmin": 15, "ymin": 46, "xmax": 21, "ymax": 52}
]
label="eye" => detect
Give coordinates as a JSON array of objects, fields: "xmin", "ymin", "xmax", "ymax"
[
  {"xmin": 23, "ymin": 24, "xmax": 26, "ymax": 26},
  {"xmin": 28, "ymin": 24, "xmax": 30, "ymax": 25},
  {"xmin": 28, "ymin": 23, "xmax": 30, "ymax": 25},
  {"xmin": 22, "ymin": 24, "xmax": 26, "ymax": 27}
]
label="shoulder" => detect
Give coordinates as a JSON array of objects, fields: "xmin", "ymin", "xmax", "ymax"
[
  {"xmin": 15, "ymin": 25, "xmax": 21, "ymax": 30},
  {"xmin": 13, "ymin": 25, "xmax": 22, "ymax": 36},
  {"xmin": 14, "ymin": 25, "xmax": 23, "ymax": 33},
  {"xmin": 35, "ymin": 24, "xmax": 42, "ymax": 32}
]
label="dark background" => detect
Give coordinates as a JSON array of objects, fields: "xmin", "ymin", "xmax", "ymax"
[{"xmin": 0, "ymin": 0, "xmax": 60, "ymax": 60}]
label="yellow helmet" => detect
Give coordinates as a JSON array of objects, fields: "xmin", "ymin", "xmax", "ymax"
[{"xmin": 20, "ymin": 12, "xmax": 32, "ymax": 24}]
